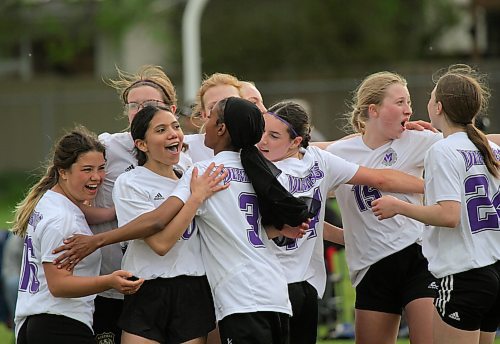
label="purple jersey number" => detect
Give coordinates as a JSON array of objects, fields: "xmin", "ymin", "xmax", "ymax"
[
  {"xmin": 353, "ymin": 185, "xmax": 382, "ymax": 212},
  {"xmin": 286, "ymin": 187, "xmax": 322, "ymax": 250},
  {"xmin": 181, "ymin": 218, "xmax": 196, "ymax": 240},
  {"xmin": 465, "ymin": 174, "xmax": 500, "ymax": 233},
  {"xmin": 19, "ymin": 236, "xmax": 40, "ymax": 294},
  {"xmin": 239, "ymin": 193, "xmax": 265, "ymax": 248}
]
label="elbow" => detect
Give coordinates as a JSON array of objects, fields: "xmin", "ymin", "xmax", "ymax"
[
  {"xmin": 441, "ymin": 217, "xmax": 460, "ymax": 228},
  {"xmin": 48, "ymin": 284, "xmax": 67, "ymax": 298}
]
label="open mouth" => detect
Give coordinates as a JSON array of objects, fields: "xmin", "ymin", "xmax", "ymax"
[
  {"xmin": 401, "ymin": 119, "xmax": 408, "ymax": 128},
  {"xmin": 166, "ymin": 143, "xmax": 180, "ymax": 153},
  {"xmin": 85, "ymin": 184, "xmax": 98, "ymax": 191}
]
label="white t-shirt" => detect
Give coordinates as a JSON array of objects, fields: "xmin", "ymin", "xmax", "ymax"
[
  {"xmin": 171, "ymin": 151, "xmax": 292, "ymax": 321},
  {"xmin": 113, "ymin": 166, "xmax": 205, "ymax": 279},
  {"xmin": 184, "ymin": 133, "xmax": 214, "ymax": 163},
  {"xmin": 327, "ymin": 130, "xmax": 442, "ymax": 286},
  {"xmin": 92, "ymin": 132, "xmax": 192, "ymax": 297},
  {"xmin": 270, "ymin": 146, "xmax": 358, "ymax": 297},
  {"xmin": 422, "ymin": 132, "xmax": 500, "ymax": 278},
  {"xmin": 15, "ymin": 190, "xmax": 102, "ymax": 337}
]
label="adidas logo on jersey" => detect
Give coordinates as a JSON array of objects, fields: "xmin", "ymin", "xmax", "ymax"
[
  {"xmin": 154, "ymin": 193, "xmax": 164, "ymax": 200},
  {"xmin": 448, "ymin": 312, "xmax": 460, "ymax": 321},
  {"xmin": 125, "ymin": 164, "xmax": 135, "ymax": 172},
  {"xmin": 428, "ymin": 281, "xmax": 439, "ymax": 290}
]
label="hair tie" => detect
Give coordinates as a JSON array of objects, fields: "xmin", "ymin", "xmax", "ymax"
[{"xmin": 267, "ymin": 111, "xmax": 299, "ymax": 138}]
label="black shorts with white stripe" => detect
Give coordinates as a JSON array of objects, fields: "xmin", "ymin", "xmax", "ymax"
[{"xmin": 435, "ymin": 261, "xmax": 500, "ymax": 331}]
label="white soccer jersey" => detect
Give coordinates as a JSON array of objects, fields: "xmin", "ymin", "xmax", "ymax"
[
  {"xmin": 113, "ymin": 166, "xmax": 204, "ymax": 279},
  {"xmin": 184, "ymin": 133, "xmax": 214, "ymax": 163},
  {"xmin": 15, "ymin": 190, "xmax": 102, "ymax": 337},
  {"xmin": 171, "ymin": 151, "xmax": 292, "ymax": 321},
  {"xmin": 270, "ymin": 146, "xmax": 358, "ymax": 297},
  {"xmin": 422, "ymin": 132, "xmax": 500, "ymax": 278},
  {"xmin": 327, "ymin": 130, "xmax": 442, "ymax": 286},
  {"xmin": 93, "ymin": 132, "xmax": 192, "ymax": 297}
]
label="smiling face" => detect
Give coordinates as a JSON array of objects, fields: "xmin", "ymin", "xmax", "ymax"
[
  {"xmin": 368, "ymin": 83, "xmax": 412, "ymax": 141},
  {"xmin": 257, "ymin": 113, "xmax": 301, "ymax": 162},
  {"xmin": 135, "ymin": 110, "xmax": 184, "ymax": 171},
  {"xmin": 58, "ymin": 150, "xmax": 106, "ymax": 204}
]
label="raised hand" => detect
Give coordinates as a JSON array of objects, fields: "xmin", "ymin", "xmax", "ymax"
[
  {"xmin": 189, "ymin": 163, "xmax": 229, "ymax": 201},
  {"xmin": 52, "ymin": 234, "xmax": 100, "ymax": 270}
]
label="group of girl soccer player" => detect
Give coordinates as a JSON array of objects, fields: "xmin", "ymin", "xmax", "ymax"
[{"xmin": 11, "ymin": 63, "xmax": 500, "ymax": 344}]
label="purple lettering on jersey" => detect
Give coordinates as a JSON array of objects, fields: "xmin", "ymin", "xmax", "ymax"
[
  {"xmin": 28, "ymin": 211, "xmax": 43, "ymax": 232},
  {"xmin": 239, "ymin": 193, "xmax": 265, "ymax": 248},
  {"xmin": 223, "ymin": 167, "xmax": 250, "ymax": 184},
  {"xmin": 464, "ymin": 174, "xmax": 500, "ymax": 233},
  {"xmin": 19, "ymin": 236, "xmax": 40, "ymax": 294},
  {"xmin": 352, "ymin": 185, "xmax": 382, "ymax": 212},
  {"xmin": 458, "ymin": 149, "xmax": 489, "ymax": 171},
  {"xmin": 287, "ymin": 162, "xmax": 324, "ymax": 194}
]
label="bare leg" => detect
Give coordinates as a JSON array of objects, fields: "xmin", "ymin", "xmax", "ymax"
[
  {"xmin": 478, "ymin": 331, "xmax": 496, "ymax": 344},
  {"xmin": 354, "ymin": 309, "xmax": 400, "ymax": 344},
  {"xmin": 121, "ymin": 331, "xmax": 160, "ymax": 344},
  {"xmin": 433, "ymin": 308, "xmax": 479, "ymax": 344},
  {"xmin": 404, "ymin": 297, "xmax": 434, "ymax": 344},
  {"xmin": 206, "ymin": 325, "xmax": 221, "ymax": 344}
]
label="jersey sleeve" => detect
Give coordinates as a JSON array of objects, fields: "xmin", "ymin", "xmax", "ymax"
[
  {"xmin": 171, "ymin": 166, "xmax": 194, "ymax": 204},
  {"xmin": 112, "ymin": 175, "xmax": 156, "ymax": 226},
  {"xmin": 322, "ymin": 149, "xmax": 359, "ymax": 191},
  {"xmin": 424, "ymin": 144, "xmax": 462, "ymax": 205},
  {"xmin": 409, "ymin": 130, "xmax": 443, "ymax": 168},
  {"xmin": 38, "ymin": 214, "xmax": 74, "ymax": 263}
]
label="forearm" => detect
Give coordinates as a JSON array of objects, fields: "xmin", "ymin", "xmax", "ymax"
[
  {"xmin": 380, "ymin": 170, "xmax": 424, "ymax": 194},
  {"xmin": 145, "ymin": 196, "xmax": 202, "ymax": 255},
  {"xmin": 323, "ymin": 222, "xmax": 344, "ymax": 245},
  {"xmin": 97, "ymin": 197, "xmax": 182, "ymax": 247},
  {"xmin": 48, "ymin": 274, "xmax": 113, "ymax": 298},
  {"xmin": 397, "ymin": 201, "xmax": 459, "ymax": 228},
  {"xmin": 80, "ymin": 204, "xmax": 116, "ymax": 225}
]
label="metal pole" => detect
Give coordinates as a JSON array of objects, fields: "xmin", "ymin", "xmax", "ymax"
[{"xmin": 182, "ymin": 0, "xmax": 209, "ymax": 106}]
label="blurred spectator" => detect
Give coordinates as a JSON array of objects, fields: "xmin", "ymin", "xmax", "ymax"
[{"xmin": 2, "ymin": 231, "xmax": 23, "ymax": 326}]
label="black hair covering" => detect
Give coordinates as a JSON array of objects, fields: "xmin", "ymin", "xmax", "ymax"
[{"xmin": 223, "ymin": 97, "xmax": 318, "ymax": 230}]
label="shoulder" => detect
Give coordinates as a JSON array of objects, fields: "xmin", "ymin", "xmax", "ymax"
[
  {"xmin": 402, "ymin": 129, "xmax": 442, "ymax": 143},
  {"xmin": 326, "ymin": 135, "xmax": 361, "ymax": 152},
  {"xmin": 99, "ymin": 132, "xmax": 133, "ymax": 149}
]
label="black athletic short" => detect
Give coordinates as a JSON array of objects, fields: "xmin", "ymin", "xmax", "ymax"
[
  {"xmin": 93, "ymin": 295, "xmax": 123, "ymax": 344},
  {"xmin": 17, "ymin": 313, "xmax": 94, "ymax": 344},
  {"xmin": 435, "ymin": 261, "xmax": 500, "ymax": 331},
  {"xmin": 288, "ymin": 281, "xmax": 318, "ymax": 344},
  {"xmin": 218, "ymin": 311, "xmax": 290, "ymax": 344},
  {"xmin": 355, "ymin": 243, "xmax": 438, "ymax": 314},
  {"xmin": 118, "ymin": 275, "xmax": 215, "ymax": 343}
]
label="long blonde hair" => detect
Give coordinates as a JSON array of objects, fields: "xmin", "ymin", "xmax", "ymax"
[
  {"xmin": 12, "ymin": 127, "xmax": 105, "ymax": 237},
  {"xmin": 346, "ymin": 71, "xmax": 407, "ymax": 134},
  {"xmin": 433, "ymin": 64, "xmax": 498, "ymax": 177}
]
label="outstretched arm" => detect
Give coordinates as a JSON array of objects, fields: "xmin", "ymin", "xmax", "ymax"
[
  {"xmin": 79, "ymin": 204, "xmax": 116, "ymax": 225},
  {"xmin": 145, "ymin": 166, "xmax": 230, "ymax": 256},
  {"xmin": 487, "ymin": 134, "xmax": 500, "ymax": 146},
  {"xmin": 371, "ymin": 195, "xmax": 461, "ymax": 228},
  {"xmin": 348, "ymin": 166, "xmax": 424, "ymax": 194},
  {"xmin": 43, "ymin": 263, "xmax": 143, "ymax": 298},
  {"xmin": 53, "ymin": 163, "xmax": 226, "ymax": 269},
  {"xmin": 323, "ymin": 222, "xmax": 344, "ymax": 245}
]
